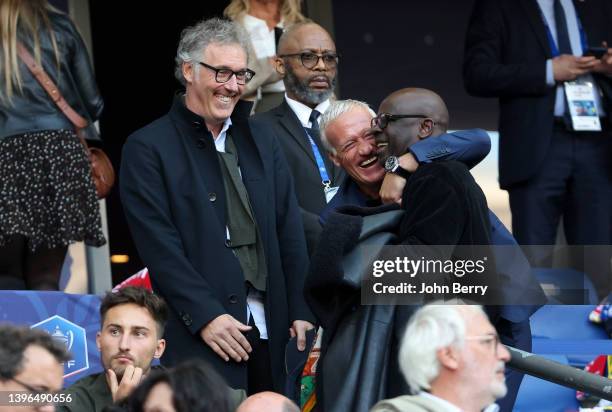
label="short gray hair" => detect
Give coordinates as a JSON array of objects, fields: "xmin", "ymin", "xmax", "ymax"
[
  {"xmin": 319, "ymin": 99, "xmax": 376, "ymax": 154},
  {"xmin": 398, "ymin": 304, "xmax": 485, "ymax": 394},
  {"xmin": 174, "ymin": 17, "xmax": 250, "ymax": 86}
]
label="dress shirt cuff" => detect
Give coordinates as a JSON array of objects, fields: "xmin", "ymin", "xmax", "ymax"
[{"xmin": 546, "ymin": 59, "xmax": 555, "ymax": 87}]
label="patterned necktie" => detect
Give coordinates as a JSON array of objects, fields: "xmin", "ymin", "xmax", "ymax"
[{"xmin": 309, "ymin": 109, "xmax": 321, "ymax": 131}]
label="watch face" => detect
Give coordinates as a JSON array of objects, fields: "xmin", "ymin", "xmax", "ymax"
[{"xmin": 384, "ymin": 156, "xmax": 398, "ymax": 172}]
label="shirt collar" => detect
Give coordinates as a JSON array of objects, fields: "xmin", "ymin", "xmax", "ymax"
[
  {"xmin": 419, "ymin": 392, "xmax": 500, "ymax": 412},
  {"xmin": 284, "ymin": 94, "xmax": 330, "ymax": 128},
  {"xmin": 213, "ymin": 117, "xmax": 233, "ymax": 153},
  {"xmin": 419, "ymin": 392, "xmax": 463, "ymax": 412}
]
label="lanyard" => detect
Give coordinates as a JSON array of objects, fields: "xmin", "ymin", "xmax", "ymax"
[
  {"xmin": 305, "ymin": 130, "xmax": 331, "ymax": 187},
  {"xmin": 539, "ymin": 3, "xmax": 588, "ymax": 57}
]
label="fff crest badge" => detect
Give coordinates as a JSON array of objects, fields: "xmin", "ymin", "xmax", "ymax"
[{"xmin": 31, "ymin": 315, "xmax": 90, "ymax": 378}]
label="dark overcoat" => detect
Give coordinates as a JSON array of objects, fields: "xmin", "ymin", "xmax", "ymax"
[{"xmin": 120, "ymin": 97, "xmax": 313, "ymax": 390}]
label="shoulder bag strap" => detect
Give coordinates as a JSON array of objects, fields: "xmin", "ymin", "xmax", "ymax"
[{"xmin": 16, "ymin": 42, "xmax": 89, "ymax": 147}]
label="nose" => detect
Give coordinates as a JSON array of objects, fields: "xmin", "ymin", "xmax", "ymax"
[
  {"xmin": 357, "ymin": 138, "xmax": 375, "ymax": 155},
  {"xmin": 374, "ymin": 129, "xmax": 387, "ymax": 145},
  {"xmin": 498, "ymin": 343, "xmax": 511, "ymax": 362},
  {"xmin": 223, "ymin": 74, "xmax": 240, "ymax": 92},
  {"xmin": 313, "ymin": 55, "xmax": 327, "ymax": 71},
  {"xmin": 118, "ymin": 333, "xmax": 131, "ymax": 351}
]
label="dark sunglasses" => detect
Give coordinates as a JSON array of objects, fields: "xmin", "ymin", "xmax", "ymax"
[{"xmin": 371, "ymin": 113, "xmax": 428, "ymax": 130}]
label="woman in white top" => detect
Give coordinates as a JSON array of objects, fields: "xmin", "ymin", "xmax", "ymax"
[{"xmin": 224, "ymin": 0, "xmax": 306, "ymax": 113}]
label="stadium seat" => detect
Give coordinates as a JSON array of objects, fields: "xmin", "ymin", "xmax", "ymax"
[
  {"xmin": 530, "ymin": 305, "xmax": 608, "ymax": 340},
  {"xmin": 532, "ymin": 268, "xmax": 599, "ymax": 305},
  {"xmin": 530, "ymin": 305, "xmax": 609, "ymax": 368}
]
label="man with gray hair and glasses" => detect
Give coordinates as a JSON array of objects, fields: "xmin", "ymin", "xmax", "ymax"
[
  {"xmin": 371, "ymin": 304, "xmax": 510, "ymax": 412},
  {"xmin": 120, "ymin": 17, "xmax": 314, "ymax": 394}
]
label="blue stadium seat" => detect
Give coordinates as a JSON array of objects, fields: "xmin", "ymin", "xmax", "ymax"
[
  {"xmin": 530, "ymin": 305, "xmax": 609, "ymax": 368},
  {"xmin": 532, "ymin": 268, "xmax": 599, "ymax": 304},
  {"xmin": 530, "ymin": 305, "xmax": 608, "ymax": 340},
  {"xmin": 513, "ymin": 355, "xmax": 580, "ymax": 412}
]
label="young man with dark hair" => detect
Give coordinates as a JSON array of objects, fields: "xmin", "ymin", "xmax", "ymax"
[
  {"xmin": 0, "ymin": 324, "xmax": 70, "ymax": 412},
  {"xmin": 59, "ymin": 287, "xmax": 167, "ymax": 412}
]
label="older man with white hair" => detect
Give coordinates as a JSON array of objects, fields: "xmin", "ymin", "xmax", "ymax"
[{"xmin": 371, "ymin": 304, "xmax": 510, "ymax": 412}]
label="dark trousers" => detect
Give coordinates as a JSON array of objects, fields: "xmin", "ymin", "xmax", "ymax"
[
  {"xmin": 0, "ymin": 235, "xmax": 66, "ymax": 290},
  {"xmin": 509, "ymin": 124, "xmax": 612, "ymax": 296},
  {"xmin": 496, "ymin": 318, "xmax": 532, "ymax": 412},
  {"xmin": 246, "ymin": 316, "xmax": 274, "ymax": 395}
]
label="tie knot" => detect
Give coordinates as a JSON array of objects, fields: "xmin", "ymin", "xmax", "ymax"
[{"xmin": 309, "ymin": 110, "xmax": 321, "ymax": 128}]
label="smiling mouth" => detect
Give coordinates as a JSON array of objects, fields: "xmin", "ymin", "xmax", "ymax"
[
  {"xmin": 215, "ymin": 94, "xmax": 236, "ymax": 104},
  {"xmin": 359, "ymin": 156, "xmax": 378, "ymax": 168}
]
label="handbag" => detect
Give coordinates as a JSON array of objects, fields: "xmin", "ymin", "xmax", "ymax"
[{"xmin": 17, "ymin": 42, "xmax": 115, "ymax": 199}]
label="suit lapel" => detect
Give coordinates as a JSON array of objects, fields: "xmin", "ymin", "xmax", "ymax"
[
  {"xmin": 520, "ymin": 0, "xmax": 553, "ymax": 57},
  {"xmin": 276, "ymin": 101, "xmax": 317, "ymax": 164}
]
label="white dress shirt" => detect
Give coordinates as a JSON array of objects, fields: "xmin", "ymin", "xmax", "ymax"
[
  {"xmin": 285, "ymin": 94, "xmax": 331, "ymax": 128},
  {"xmin": 536, "ymin": 0, "xmax": 604, "ymax": 116},
  {"xmin": 240, "ymin": 14, "xmax": 285, "ymax": 93}
]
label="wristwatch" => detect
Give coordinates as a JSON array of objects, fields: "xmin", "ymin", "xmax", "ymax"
[{"xmin": 384, "ymin": 155, "xmax": 411, "ymax": 179}]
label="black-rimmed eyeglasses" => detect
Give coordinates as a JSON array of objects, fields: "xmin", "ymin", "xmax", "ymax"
[
  {"xmin": 277, "ymin": 52, "xmax": 339, "ymax": 69},
  {"xmin": 196, "ymin": 61, "xmax": 255, "ymax": 85},
  {"xmin": 10, "ymin": 376, "xmax": 49, "ymax": 395},
  {"xmin": 371, "ymin": 113, "xmax": 428, "ymax": 130}
]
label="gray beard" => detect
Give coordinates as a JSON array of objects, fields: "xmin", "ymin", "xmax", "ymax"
[{"xmin": 284, "ymin": 66, "xmax": 335, "ymax": 106}]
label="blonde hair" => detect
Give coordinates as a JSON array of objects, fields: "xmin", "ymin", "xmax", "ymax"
[
  {"xmin": 224, "ymin": 0, "xmax": 306, "ymax": 26},
  {"xmin": 0, "ymin": 0, "xmax": 60, "ymax": 104}
]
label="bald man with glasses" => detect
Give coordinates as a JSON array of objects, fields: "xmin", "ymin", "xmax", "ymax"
[{"xmin": 253, "ymin": 22, "xmax": 345, "ymax": 256}]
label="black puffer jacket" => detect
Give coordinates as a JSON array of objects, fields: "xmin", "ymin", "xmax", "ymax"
[{"xmin": 0, "ymin": 11, "xmax": 103, "ymax": 141}]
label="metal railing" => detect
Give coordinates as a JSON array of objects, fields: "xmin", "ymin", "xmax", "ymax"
[{"xmin": 507, "ymin": 346, "xmax": 612, "ymax": 401}]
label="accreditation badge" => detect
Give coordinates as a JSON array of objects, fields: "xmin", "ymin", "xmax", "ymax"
[
  {"xmin": 324, "ymin": 185, "xmax": 339, "ymax": 203},
  {"xmin": 564, "ymin": 81, "xmax": 602, "ymax": 132}
]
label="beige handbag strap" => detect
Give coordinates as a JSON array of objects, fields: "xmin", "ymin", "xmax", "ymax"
[{"xmin": 17, "ymin": 42, "xmax": 89, "ymax": 147}]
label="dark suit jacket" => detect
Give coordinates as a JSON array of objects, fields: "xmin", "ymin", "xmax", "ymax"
[
  {"xmin": 463, "ymin": 0, "xmax": 612, "ymax": 189},
  {"xmin": 253, "ymin": 100, "xmax": 345, "ymax": 253},
  {"xmin": 120, "ymin": 96, "xmax": 313, "ymax": 391}
]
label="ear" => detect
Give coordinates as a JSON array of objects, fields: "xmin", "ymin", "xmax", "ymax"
[
  {"xmin": 153, "ymin": 339, "xmax": 166, "ymax": 359},
  {"xmin": 418, "ymin": 119, "xmax": 436, "ymax": 140},
  {"xmin": 329, "ymin": 152, "xmax": 341, "ymax": 167},
  {"xmin": 437, "ymin": 346, "xmax": 460, "ymax": 371},
  {"xmin": 274, "ymin": 56, "xmax": 286, "ymax": 77},
  {"xmin": 95, "ymin": 331, "xmax": 102, "ymax": 352},
  {"xmin": 183, "ymin": 61, "xmax": 194, "ymax": 84}
]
